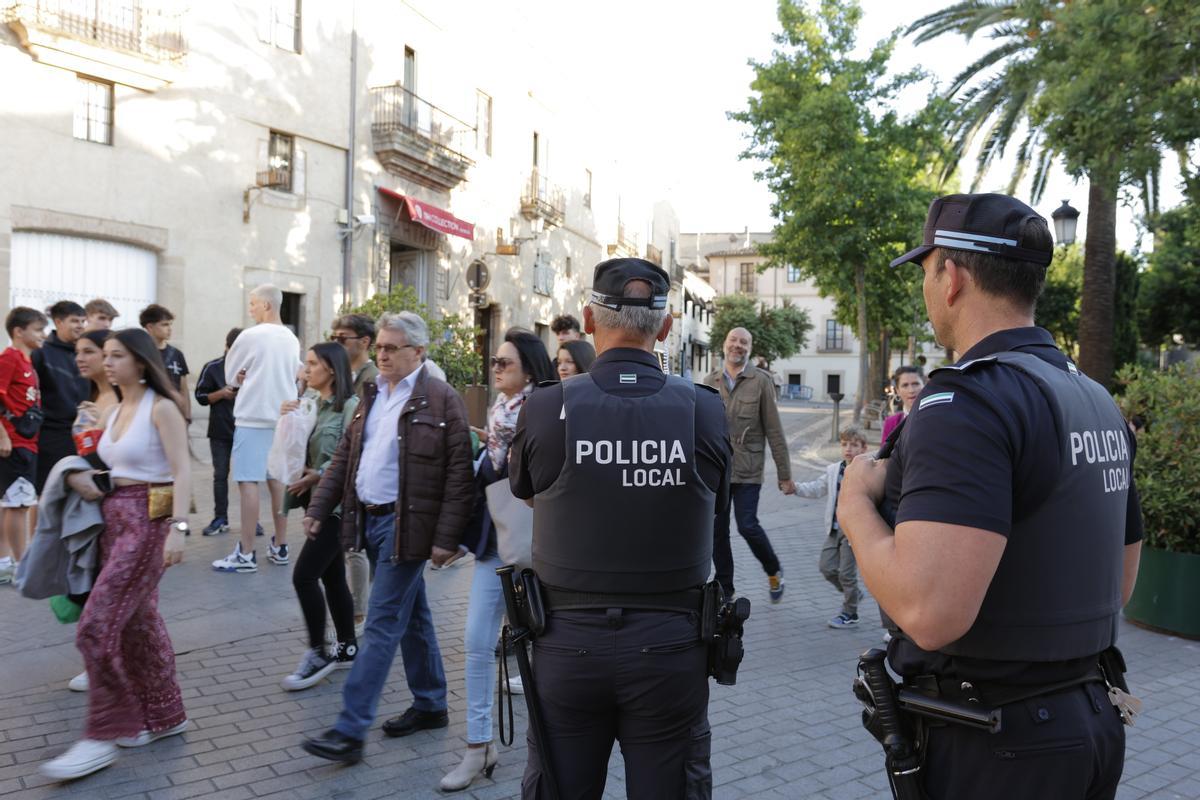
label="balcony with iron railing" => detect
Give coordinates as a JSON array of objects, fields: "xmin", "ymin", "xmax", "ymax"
[
  {"xmin": 6, "ymin": 0, "xmax": 183, "ymax": 89},
  {"xmin": 370, "ymin": 84, "xmax": 475, "ymax": 191},
  {"xmin": 520, "ymin": 168, "xmax": 565, "ymax": 229}
]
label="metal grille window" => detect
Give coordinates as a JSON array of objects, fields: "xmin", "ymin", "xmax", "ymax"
[
  {"xmin": 267, "ymin": 131, "xmax": 294, "ymax": 191},
  {"xmin": 825, "ymin": 319, "xmax": 845, "ymax": 350},
  {"xmin": 739, "ymin": 263, "xmax": 755, "ymax": 293},
  {"xmin": 786, "ymin": 264, "xmax": 802, "ymax": 283},
  {"xmin": 74, "ymin": 75, "xmax": 113, "ymax": 145}
]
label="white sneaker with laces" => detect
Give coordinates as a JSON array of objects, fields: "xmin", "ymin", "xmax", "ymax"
[
  {"xmin": 115, "ymin": 719, "xmax": 189, "ymax": 748},
  {"xmin": 281, "ymin": 648, "xmax": 336, "ymax": 691},
  {"xmin": 268, "ymin": 542, "xmax": 289, "ymax": 565},
  {"xmin": 212, "ymin": 543, "xmax": 257, "ymax": 573},
  {"xmin": 40, "ymin": 739, "xmax": 118, "ymax": 780},
  {"xmin": 67, "ymin": 671, "xmax": 89, "ymax": 692}
]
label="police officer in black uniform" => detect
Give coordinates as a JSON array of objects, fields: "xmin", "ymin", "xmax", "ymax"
[
  {"xmin": 838, "ymin": 193, "xmax": 1144, "ymax": 799},
  {"xmin": 510, "ymin": 257, "xmax": 731, "ymax": 799}
]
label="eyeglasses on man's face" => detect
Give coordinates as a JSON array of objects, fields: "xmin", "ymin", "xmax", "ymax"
[
  {"xmin": 377, "ymin": 343, "xmax": 416, "ymax": 355},
  {"xmin": 329, "ymin": 334, "xmax": 368, "ymax": 344}
]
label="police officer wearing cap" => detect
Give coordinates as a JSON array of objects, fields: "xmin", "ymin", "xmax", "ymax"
[
  {"xmin": 510, "ymin": 257, "xmax": 731, "ymax": 799},
  {"xmin": 838, "ymin": 193, "xmax": 1144, "ymax": 799}
]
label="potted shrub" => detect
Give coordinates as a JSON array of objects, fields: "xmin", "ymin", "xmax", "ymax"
[{"xmin": 1117, "ymin": 364, "xmax": 1200, "ymax": 638}]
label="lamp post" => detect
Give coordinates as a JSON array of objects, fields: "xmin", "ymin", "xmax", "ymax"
[{"xmin": 1051, "ymin": 199, "xmax": 1080, "ymax": 247}]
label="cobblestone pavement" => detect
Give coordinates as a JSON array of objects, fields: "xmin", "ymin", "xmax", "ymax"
[{"xmin": 1, "ymin": 402, "xmax": 1197, "ymax": 799}]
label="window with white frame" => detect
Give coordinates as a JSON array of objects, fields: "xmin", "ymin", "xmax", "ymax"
[
  {"xmin": 74, "ymin": 75, "xmax": 113, "ymax": 145},
  {"xmin": 824, "ymin": 319, "xmax": 846, "ymax": 350},
  {"xmin": 267, "ymin": 131, "xmax": 294, "ymax": 191},
  {"xmin": 260, "ymin": 0, "xmax": 301, "ymax": 52},
  {"xmin": 739, "ymin": 262, "xmax": 755, "ymax": 293},
  {"xmin": 534, "ymin": 251, "xmax": 554, "ymax": 296},
  {"xmin": 786, "ymin": 264, "xmax": 802, "ymax": 283}
]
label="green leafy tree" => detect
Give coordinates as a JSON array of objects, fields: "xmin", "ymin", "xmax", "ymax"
[
  {"xmin": 1117, "ymin": 364, "xmax": 1200, "ymax": 554},
  {"xmin": 709, "ymin": 294, "xmax": 813, "ymax": 368},
  {"xmin": 340, "ymin": 285, "xmax": 481, "ymax": 391},
  {"xmin": 1035, "ymin": 243, "xmax": 1082, "ymax": 354},
  {"xmin": 1139, "ymin": 200, "xmax": 1200, "ymax": 348},
  {"xmin": 733, "ymin": 0, "xmax": 943, "ymax": 420}
]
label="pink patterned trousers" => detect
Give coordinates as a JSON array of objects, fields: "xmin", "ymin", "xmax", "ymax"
[{"xmin": 76, "ymin": 485, "xmax": 186, "ymax": 740}]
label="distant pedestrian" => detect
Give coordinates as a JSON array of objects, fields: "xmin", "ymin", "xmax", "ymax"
[
  {"xmin": 280, "ymin": 343, "xmax": 360, "ymax": 691},
  {"xmin": 550, "ymin": 313, "xmax": 583, "ymax": 344},
  {"xmin": 330, "ymin": 314, "xmax": 378, "ymax": 394},
  {"xmin": 211, "ymin": 286, "xmax": 301, "ymax": 573},
  {"xmin": 300, "ymin": 311, "xmax": 473, "ymax": 765},
  {"xmin": 794, "ymin": 426, "xmax": 868, "ymax": 628},
  {"xmin": 72, "ymin": 329, "xmax": 117, "ymax": 465},
  {"xmin": 194, "ymin": 328, "xmax": 241, "ymax": 536},
  {"xmin": 881, "ymin": 366, "xmax": 924, "ymax": 443},
  {"xmin": 84, "ymin": 299, "xmax": 119, "ymax": 332},
  {"xmin": 556, "ymin": 339, "xmax": 595, "ymax": 380},
  {"xmin": 31, "ymin": 301, "xmax": 89, "ymax": 494},
  {"xmin": 0, "ymin": 307, "xmax": 47, "ymax": 585},
  {"xmin": 40, "ymin": 329, "xmax": 189, "ymax": 782},
  {"xmin": 140, "ymin": 304, "xmax": 190, "ymax": 423},
  {"xmin": 704, "ymin": 327, "xmax": 794, "ymax": 603}
]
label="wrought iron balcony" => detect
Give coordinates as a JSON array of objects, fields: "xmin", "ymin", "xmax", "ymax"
[
  {"xmin": 520, "ymin": 168, "xmax": 565, "ymax": 228},
  {"xmin": 6, "ymin": 0, "xmax": 184, "ymax": 62},
  {"xmin": 370, "ymin": 84, "xmax": 475, "ymax": 191}
]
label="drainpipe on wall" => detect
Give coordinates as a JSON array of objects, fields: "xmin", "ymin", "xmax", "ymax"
[{"xmin": 341, "ymin": 16, "xmax": 358, "ymax": 310}]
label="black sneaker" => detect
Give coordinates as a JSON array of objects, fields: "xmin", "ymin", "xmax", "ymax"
[
  {"xmin": 382, "ymin": 707, "xmax": 449, "ymax": 738},
  {"xmin": 333, "ymin": 640, "xmax": 358, "ymax": 670},
  {"xmin": 255, "ymin": 523, "xmax": 265, "ymax": 537},
  {"xmin": 828, "ymin": 612, "xmax": 860, "ymax": 629},
  {"xmin": 202, "ymin": 518, "xmax": 229, "ymax": 536},
  {"xmin": 268, "ymin": 542, "xmax": 289, "ymax": 565},
  {"xmin": 281, "ymin": 648, "xmax": 336, "ymax": 691}
]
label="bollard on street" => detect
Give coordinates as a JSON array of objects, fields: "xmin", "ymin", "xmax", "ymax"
[{"xmin": 830, "ymin": 392, "xmax": 844, "ymax": 443}]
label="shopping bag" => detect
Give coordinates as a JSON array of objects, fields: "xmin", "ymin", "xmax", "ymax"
[
  {"xmin": 267, "ymin": 396, "xmax": 318, "ymax": 484},
  {"xmin": 485, "ymin": 478, "xmax": 533, "ymax": 570}
]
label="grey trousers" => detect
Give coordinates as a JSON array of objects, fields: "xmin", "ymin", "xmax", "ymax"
[{"xmin": 819, "ymin": 529, "xmax": 861, "ymax": 616}]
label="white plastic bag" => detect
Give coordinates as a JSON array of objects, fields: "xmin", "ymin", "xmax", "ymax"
[{"xmin": 267, "ymin": 396, "xmax": 318, "ymax": 484}]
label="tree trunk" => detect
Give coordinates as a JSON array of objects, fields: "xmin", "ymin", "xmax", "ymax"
[
  {"xmin": 1078, "ymin": 176, "xmax": 1118, "ymax": 386},
  {"xmin": 854, "ymin": 264, "xmax": 868, "ymax": 423}
]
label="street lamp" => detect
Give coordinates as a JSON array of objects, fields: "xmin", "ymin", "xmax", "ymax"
[{"xmin": 1051, "ymin": 199, "xmax": 1080, "ymax": 246}]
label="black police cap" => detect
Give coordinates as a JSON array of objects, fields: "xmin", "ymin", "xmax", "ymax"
[
  {"xmin": 590, "ymin": 258, "xmax": 670, "ymax": 311},
  {"xmin": 891, "ymin": 193, "xmax": 1054, "ymax": 269}
]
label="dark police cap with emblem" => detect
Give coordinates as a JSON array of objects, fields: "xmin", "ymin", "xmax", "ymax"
[
  {"xmin": 891, "ymin": 192, "xmax": 1054, "ymax": 269},
  {"xmin": 590, "ymin": 258, "xmax": 670, "ymax": 310}
]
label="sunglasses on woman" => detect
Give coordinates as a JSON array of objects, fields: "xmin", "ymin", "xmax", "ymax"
[{"xmin": 490, "ymin": 356, "xmax": 516, "ymax": 370}]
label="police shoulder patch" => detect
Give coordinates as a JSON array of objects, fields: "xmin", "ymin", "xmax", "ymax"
[{"xmin": 918, "ymin": 391, "xmax": 955, "ymax": 411}]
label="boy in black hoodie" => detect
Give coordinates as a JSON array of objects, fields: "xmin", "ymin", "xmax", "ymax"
[
  {"xmin": 31, "ymin": 301, "xmax": 89, "ymax": 493},
  {"xmin": 195, "ymin": 328, "xmax": 242, "ymax": 535}
]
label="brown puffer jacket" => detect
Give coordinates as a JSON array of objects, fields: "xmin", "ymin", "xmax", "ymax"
[{"xmin": 306, "ymin": 366, "xmax": 474, "ymax": 562}]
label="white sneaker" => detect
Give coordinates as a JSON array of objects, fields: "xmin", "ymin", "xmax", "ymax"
[
  {"xmin": 115, "ymin": 719, "xmax": 189, "ymax": 748},
  {"xmin": 268, "ymin": 542, "xmax": 289, "ymax": 565},
  {"xmin": 67, "ymin": 671, "xmax": 89, "ymax": 692},
  {"xmin": 40, "ymin": 739, "xmax": 118, "ymax": 780},
  {"xmin": 281, "ymin": 648, "xmax": 336, "ymax": 691},
  {"xmin": 0, "ymin": 559, "xmax": 14, "ymax": 585},
  {"xmin": 212, "ymin": 543, "xmax": 257, "ymax": 573}
]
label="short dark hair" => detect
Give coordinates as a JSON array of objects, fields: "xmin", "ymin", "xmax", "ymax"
[
  {"xmin": 935, "ymin": 216, "xmax": 1053, "ymax": 310},
  {"xmin": 504, "ymin": 328, "xmax": 556, "ymax": 386},
  {"xmin": 47, "ymin": 300, "xmax": 86, "ymax": 321},
  {"xmin": 6, "ymin": 307, "xmax": 48, "ymax": 337},
  {"xmin": 84, "ymin": 298, "xmax": 119, "ymax": 318},
  {"xmin": 225, "ymin": 327, "xmax": 242, "ymax": 349},
  {"xmin": 139, "ymin": 303, "xmax": 175, "ymax": 327},
  {"xmin": 332, "ymin": 313, "xmax": 376, "ymax": 344},
  {"xmin": 893, "ymin": 365, "xmax": 923, "ymax": 383},
  {"xmin": 550, "ymin": 314, "xmax": 581, "ymax": 335}
]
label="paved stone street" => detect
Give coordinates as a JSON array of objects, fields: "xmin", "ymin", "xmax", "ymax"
[{"xmin": 1, "ymin": 402, "xmax": 1197, "ymax": 799}]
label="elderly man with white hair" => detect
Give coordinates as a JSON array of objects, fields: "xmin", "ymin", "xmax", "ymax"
[
  {"xmin": 212, "ymin": 284, "xmax": 302, "ymax": 573},
  {"xmin": 300, "ymin": 311, "xmax": 474, "ymax": 765}
]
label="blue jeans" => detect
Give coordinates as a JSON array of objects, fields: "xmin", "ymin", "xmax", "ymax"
[
  {"xmin": 464, "ymin": 555, "xmax": 506, "ymax": 743},
  {"xmin": 334, "ymin": 512, "xmax": 447, "ymax": 740},
  {"xmin": 712, "ymin": 482, "xmax": 781, "ymax": 596}
]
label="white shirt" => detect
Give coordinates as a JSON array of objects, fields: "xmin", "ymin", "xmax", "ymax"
[
  {"xmin": 225, "ymin": 323, "xmax": 302, "ymax": 429},
  {"xmin": 355, "ymin": 365, "xmax": 424, "ymax": 504}
]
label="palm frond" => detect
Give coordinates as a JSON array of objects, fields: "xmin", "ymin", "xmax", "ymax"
[
  {"xmin": 945, "ymin": 39, "xmax": 1029, "ymax": 97},
  {"xmin": 1006, "ymin": 128, "xmax": 1038, "ymax": 195},
  {"xmin": 1029, "ymin": 146, "xmax": 1056, "ymax": 204},
  {"xmin": 908, "ymin": 0, "xmax": 1020, "ymax": 44}
]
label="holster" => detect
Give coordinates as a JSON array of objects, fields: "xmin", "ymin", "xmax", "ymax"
[
  {"xmin": 700, "ymin": 580, "xmax": 721, "ymax": 643},
  {"xmin": 707, "ymin": 590, "xmax": 750, "ymax": 686},
  {"xmin": 519, "ymin": 569, "xmax": 546, "ymax": 637}
]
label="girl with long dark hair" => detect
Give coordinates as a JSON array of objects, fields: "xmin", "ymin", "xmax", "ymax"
[
  {"xmin": 441, "ymin": 328, "xmax": 554, "ymax": 791},
  {"xmin": 279, "ymin": 342, "xmax": 361, "ymax": 690},
  {"xmin": 556, "ymin": 338, "xmax": 596, "ymax": 379},
  {"xmin": 42, "ymin": 329, "xmax": 189, "ymax": 781}
]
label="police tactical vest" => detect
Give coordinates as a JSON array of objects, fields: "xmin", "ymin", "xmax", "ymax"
[
  {"xmin": 532, "ymin": 373, "xmax": 716, "ymax": 593},
  {"xmin": 933, "ymin": 351, "xmax": 1130, "ymax": 662}
]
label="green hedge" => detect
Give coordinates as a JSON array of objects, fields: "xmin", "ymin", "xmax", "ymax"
[{"xmin": 1117, "ymin": 364, "xmax": 1200, "ymax": 554}]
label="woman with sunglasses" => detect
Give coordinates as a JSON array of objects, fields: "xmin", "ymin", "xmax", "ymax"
[{"xmin": 441, "ymin": 328, "xmax": 554, "ymax": 791}]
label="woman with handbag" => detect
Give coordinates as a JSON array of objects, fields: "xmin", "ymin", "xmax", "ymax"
[
  {"xmin": 279, "ymin": 343, "xmax": 360, "ymax": 691},
  {"xmin": 440, "ymin": 328, "xmax": 554, "ymax": 792},
  {"xmin": 41, "ymin": 329, "xmax": 189, "ymax": 781}
]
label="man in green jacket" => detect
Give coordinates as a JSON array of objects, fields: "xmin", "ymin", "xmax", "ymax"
[{"xmin": 704, "ymin": 327, "xmax": 795, "ymax": 602}]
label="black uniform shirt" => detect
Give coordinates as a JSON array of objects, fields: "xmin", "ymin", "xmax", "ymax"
[
  {"xmin": 511, "ymin": 348, "xmax": 731, "ymax": 513},
  {"xmin": 883, "ymin": 327, "xmax": 1143, "ymax": 684}
]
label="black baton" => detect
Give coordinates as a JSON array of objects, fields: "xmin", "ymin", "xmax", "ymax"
[{"xmin": 497, "ymin": 565, "xmax": 561, "ymax": 800}]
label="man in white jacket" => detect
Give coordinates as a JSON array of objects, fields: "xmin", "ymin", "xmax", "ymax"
[
  {"xmin": 794, "ymin": 425, "xmax": 868, "ymax": 628},
  {"xmin": 212, "ymin": 284, "xmax": 301, "ymax": 574}
]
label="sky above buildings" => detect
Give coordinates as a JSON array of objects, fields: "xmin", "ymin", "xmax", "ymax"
[{"xmin": 507, "ymin": 0, "xmax": 1174, "ymax": 251}]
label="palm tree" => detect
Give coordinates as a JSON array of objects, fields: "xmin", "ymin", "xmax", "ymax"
[{"xmin": 909, "ymin": 1, "xmax": 1119, "ymax": 384}]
